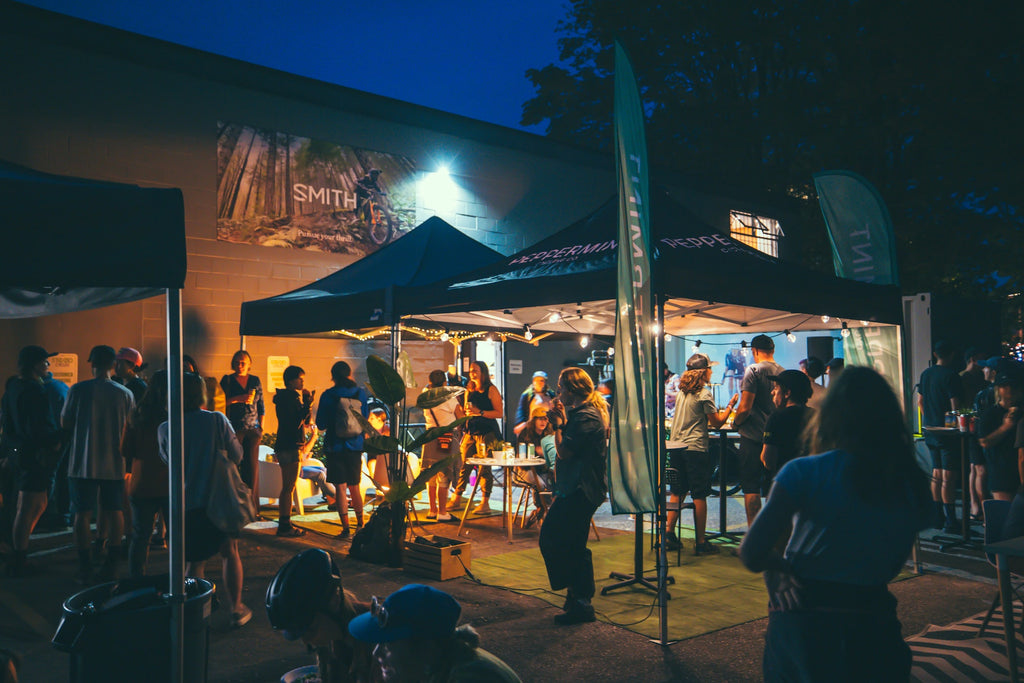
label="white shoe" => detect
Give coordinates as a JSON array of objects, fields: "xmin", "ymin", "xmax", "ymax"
[{"xmin": 436, "ymin": 512, "xmax": 453, "ymax": 521}]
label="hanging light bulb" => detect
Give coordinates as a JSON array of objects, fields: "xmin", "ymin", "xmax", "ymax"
[
  {"xmin": 579, "ymin": 335, "xmax": 589, "ymax": 349},
  {"xmin": 785, "ymin": 330, "xmax": 796, "ymax": 343},
  {"xmin": 841, "ymin": 322, "xmax": 851, "ymax": 338},
  {"xmin": 860, "ymin": 320, "xmax": 869, "ymax": 326},
  {"xmin": 549, "ymin": 311, "xmax": 561, "ymax": 323},
  {"xmin": 608, "ymin": 347, "xmax": 615, "ymax": 357},
  {"xmin": 664, "ymin": 333, "xmax": 671, "ymax": 342},
  {"xmin": 821, "ymin": 314, "xmax": 830, "ymax": 324},
  {"xmin": 741, "ymin": 340, "xmax": 750, "ymax": 356},
  {"xmin": 440, "ymin": 330, "xmax": 450, "ymax": 342},
  {"xmin": 523, "ymin": 325, "xmax": 533, "ymax": 341},
  {"xmin": 651, "ymin": 321, "xmax": 661, "ymax": 335}
]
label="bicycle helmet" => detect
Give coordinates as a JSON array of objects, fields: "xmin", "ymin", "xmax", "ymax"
[{"xmin": 266, "ymin": 549, "xmax": 340, "ymax": 640}]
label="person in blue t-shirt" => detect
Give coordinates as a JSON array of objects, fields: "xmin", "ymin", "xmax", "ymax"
[
  {"xmin": 315, "ymin": 361, "xmax": 369, "ymax": 538},
  {"xmin": 739, "ymin": 366, "xmax": 931, "ymax": 682}
]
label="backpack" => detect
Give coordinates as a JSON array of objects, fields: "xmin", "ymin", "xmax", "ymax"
[{"xmin": 334, "ymin": 395, "xmax": 363, "ymax": 439}]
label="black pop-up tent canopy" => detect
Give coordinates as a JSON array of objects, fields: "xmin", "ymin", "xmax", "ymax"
[
  {"xmin": 401, "ymin": 189, "xmax": 901, "ymax": 338},
  {"xmin": 0, "ymin": 160, "xmax": 186, "ymax": 316},
  {"xmin": 0, "ymin": 159, "xmax": 191, "ymax": 682},
  {"xmin": 239, "ymin": 216, "xmax": 505, "ymax": 337}
]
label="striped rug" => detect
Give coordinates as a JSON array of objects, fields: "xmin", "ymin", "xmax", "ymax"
[{"xmin": 909, "ymin": 602, "xmax": 1022, "ymax": 681}]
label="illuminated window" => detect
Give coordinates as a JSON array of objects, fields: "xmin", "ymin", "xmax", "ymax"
[{"xmin": 729, "ymin": 211, "xmax": 783, "ymax": 257}]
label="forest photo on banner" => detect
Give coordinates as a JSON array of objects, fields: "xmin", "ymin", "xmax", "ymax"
[{"xmin": 216, "ymin": 122, "xmax": 417, "ymax": 256}]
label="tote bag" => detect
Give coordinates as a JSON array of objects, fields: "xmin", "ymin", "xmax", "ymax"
[{"xmin": 205, "ymin": 418, "xmax": 257, "ymax": 535}]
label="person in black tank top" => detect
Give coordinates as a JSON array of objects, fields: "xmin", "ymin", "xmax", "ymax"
[{"xmin": 450, "ymin": 361, "xmax": 503, "ymax": 514}]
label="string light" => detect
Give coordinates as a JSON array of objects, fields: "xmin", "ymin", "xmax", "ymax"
[
  {"xmin": 741, "ymin": 340, "xmax": 750, "ymax": 356},
  {"xmin": 579, "ymin": 335, "xmax": 589, "ymax": 349},
  {"xmin": 651, "ymin": 322, "xmax": 661, "ymax": 335},
  {"xmin": 821, "ymin": 315, "xmax": 830, "ymax": 323},
  {"xmin": 523, "ymin": 325, "xmax": 533, "ymax": 341},
  {"xmin": 549, "ymin": 311, "xmax": 561, "ymax": 323},
  {"xmin": 860, "ymin": 320, "xmax": 869, "ymax": 326},
  {"xmin": 841, "ymin": 322, "xmax": 851, "ymax": 338},
  {"xmin": 785, "ymin": 330, "xmax": 796, "ymax": 343},
  {"xmin": 664, "ymin": 333, "xmax": 671, "ymax": 342},
  {"xmin": 440, "ymin": 329, "xmax": 450, "ymax": 342}
]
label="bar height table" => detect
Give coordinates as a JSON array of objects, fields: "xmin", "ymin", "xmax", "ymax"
[
  {"xmin": 925, "ymin": 426, "xmax": 980, "ymax": 552},
  {"xmin": 459, "ymin": 457, "xmax": 546, "ymax": 542},
  {"xmin": 705, "ymin": 428, "xmax": 744, "ymax": 544}
]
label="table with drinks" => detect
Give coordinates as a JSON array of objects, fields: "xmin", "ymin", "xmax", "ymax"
[
  {"xmin": 458, "ymin": 443, "xmax": 546, "ymax": 542},
  {"xmin": 926, "ymin": 409, "xmax": 980, "ymax": 552}
]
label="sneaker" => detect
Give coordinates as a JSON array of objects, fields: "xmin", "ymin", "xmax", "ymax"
[
  {"xmin": 337, "ymin": 527, "xmax": 351, "ymax": 539},
  {"xmin": 276, "ymin": 525, "xmax": 306, "ymax": 538},
  {"xmin": 694, "ymin": 542, "xmax": 720, "ymax": 556},
  {"xmin": 665, "ymin": 532, "xmax": 683, "ymax": 551},
  {"xmin": 231, "ymin": 605, "xmax": 252, "ymax": 628},
  {"xmin": 436, "ymin": 512, "xmax": 453, "ymax": 522},
  {"xmin": 554, "ymin": 600, "xmax": 596, "ymax": 625},
  {"xmin": 473, "ymin": 500, "xmax": 491, "ymax": 514}
]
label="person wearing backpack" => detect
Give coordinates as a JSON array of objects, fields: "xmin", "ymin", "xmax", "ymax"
[{"xmin": 316, "ymin": 361, "xmax": 369, "ymax": 538}]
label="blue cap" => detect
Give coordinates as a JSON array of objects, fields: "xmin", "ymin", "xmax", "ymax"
[
  {"xmin": 348, "ymin": 584, "xmax": 460, "ymax": 643},
  {"xmin": 532, "ymin": 370, "xmax": 548, "ymax": 379},
  {"xmin": 979, "ymin": 356, "xmax": 1003, "ymax": 369}
]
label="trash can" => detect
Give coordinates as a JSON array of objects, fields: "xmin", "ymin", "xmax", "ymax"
[{"xmin": 52, "ymin": 574, "xmax": 216, "ymax": 683}]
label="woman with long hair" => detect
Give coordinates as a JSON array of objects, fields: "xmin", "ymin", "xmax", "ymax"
[
  {"xmin": 739, "ymin": 366, "xmax": 931, "ymax": 681},
  {"xmin": 272, "ymin": 365, "xmax": 316, "ymax": 538},
  {"xmin": 667, "ymin": 353, "xmax": 738, "ymax": 554},
  {"xmin": 514, "ymin": 403, "xmax": 556, "ymax": 527},
  {"xmin": 220, "ymin": 350, "xmax": 264, "ymax": 516},
  {"xmin": 539, "ymin": 367, "xmax": 609, "ymax": 625},
  {"xmin": 450, "ymin": 361, "xmax": 503, "ymax": 514},
  {"xmin": 159, "ymin": 373, "xmax": 251, "ymax": 627},
  {"xmin": 123, "ymin": 369, "xmax": 170, "ymax": 577}
]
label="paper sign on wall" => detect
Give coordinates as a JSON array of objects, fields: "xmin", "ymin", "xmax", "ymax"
[
  {"xmin": 267, "ymin": 356, "xmax": 290, "ymax": 392},
  {"xmin": 509, "ymin": 360, "xmax": 523, "ymax": 375},
  {"xmin": 49, "ymin": 353, "xmax": 77, "ymax": 387}
]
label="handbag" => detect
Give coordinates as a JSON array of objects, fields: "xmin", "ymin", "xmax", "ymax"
[
  {"xmin": 205, "ymin": 418, "xmax": 257, "ymax": 535},
  {"xmin": 429, "ymin": 408, "xmax": 453, "ymax": 450}
]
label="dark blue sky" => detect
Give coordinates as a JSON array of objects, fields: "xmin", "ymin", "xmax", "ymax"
[{"xmin": 20, "ymin": 0, "xmax": 567, "ymax": 133}]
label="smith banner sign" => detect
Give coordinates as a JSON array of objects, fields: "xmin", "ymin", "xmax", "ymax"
[{"xmin": 216, "ymin": 122, "xmax": 417, "ymax": 256}]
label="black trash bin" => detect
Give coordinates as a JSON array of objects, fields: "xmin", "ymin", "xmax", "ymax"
[{"xmin": 52, "ymin": 575, "xmax": 215, "ymax": 683}]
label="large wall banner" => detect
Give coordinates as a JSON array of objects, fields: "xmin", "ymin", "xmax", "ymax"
[{"xmin": 216, "ymin": 122, "xmax": 417, "ymax": 255}]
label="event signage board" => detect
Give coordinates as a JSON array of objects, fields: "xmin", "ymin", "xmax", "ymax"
[
  {"xmin": 216, "ymin": 122, "xmax": 417, "ymax": 255},
  {"xmin": 609, "ymin": 42, "xmax": 658, "ymax": 515}
]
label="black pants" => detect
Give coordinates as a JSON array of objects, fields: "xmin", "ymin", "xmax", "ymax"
[
  {"xmin": 539, "ymin": 489, "xmax": 600, "ymax": 599},
  {"xmin": 128, "ymin": 495, "xmax": 169, "ymax": 577}
]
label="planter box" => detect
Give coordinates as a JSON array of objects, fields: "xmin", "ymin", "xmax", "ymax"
[{"xmin": 403, "ymin": 535, "xmax": 471, "ymax": 581}]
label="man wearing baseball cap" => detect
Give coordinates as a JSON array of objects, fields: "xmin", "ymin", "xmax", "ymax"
[
  {"xmin": 113, "ymin": 347, "xmax": 147, "ymax": 404},
  {"xmin": 2, "ymin": 345, "xmax": 63, "ymax": 576},
  {"xmin": 732, "ymin": 334, "xmax": 784, "ymax": 526},
  {"xmin": 513, "ymin": 370, "xmax": 555, "ymax": 437},
  {"xmin": 761, "ymin": 370, "xmax": 814, "ymax": 479},
  {"xmin": 348, "ymin": 583, "xmax": 521, "ymax": 682}
]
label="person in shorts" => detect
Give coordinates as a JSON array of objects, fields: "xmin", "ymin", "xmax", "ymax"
[
  {"xmin": 667, "ymin": 352, "xmax": 739, "ymax": 554},
  {"xmin": 316, "ymin": 361, "xmax": 369, "ymax": 538},
  {"xmin": 421, "ymin": 369, "xmax": 464, "ymax": 522},
  {"xmin": 917, "ymin": 340, "xmax": 963, "ymax": 531},
  {"xmin": 273, "ymin": 365, "xmax": 316, "ymax": 538},
  {"xmin": 2, "ymin": 345, "xmax": 63, "ymax": 576},
  {"xmin": 732, "ymin": 334, "xmax": 784, "ymax": 526},
  {"xmin": 62, "ymin": 345, "xmax": 134, "ymax": 584}
]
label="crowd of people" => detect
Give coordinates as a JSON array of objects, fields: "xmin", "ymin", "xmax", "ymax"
[{"xmin": 5, "ymin": 334, "xmax": 1024, "ymax": 681}]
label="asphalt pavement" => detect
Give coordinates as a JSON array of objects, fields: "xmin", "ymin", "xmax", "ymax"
[{"xmin": 0, "ymin": 496, "xmax": 1001, "ymax": 682}]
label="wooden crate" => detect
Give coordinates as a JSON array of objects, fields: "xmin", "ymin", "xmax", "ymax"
[{"xmin": 403, "ymin": 535, "xmax": 471, "ymax": 581}]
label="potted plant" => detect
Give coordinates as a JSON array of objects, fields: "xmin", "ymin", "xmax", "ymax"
[{"xmin": 348, "ymin": 355, "xmax": 466, "ymax": 566}]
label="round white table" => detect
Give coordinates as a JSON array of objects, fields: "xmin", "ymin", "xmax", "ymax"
[{"xmin": 461, "ymin": 457, "xmax": 546, "ymax": 542}]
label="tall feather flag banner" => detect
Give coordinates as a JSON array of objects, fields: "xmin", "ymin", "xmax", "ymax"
[
  {"xmin": 609, "ymin": 41, "xmax": 657, "ymax": 514},
  {"xmin": 813, "ymin": 170, "xmax": 899, "ymax": 286}
]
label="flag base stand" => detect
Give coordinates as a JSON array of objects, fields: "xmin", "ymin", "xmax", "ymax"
[{"xmin": 601, "ymin": 515, "xmax": 673, "ymax": 596}]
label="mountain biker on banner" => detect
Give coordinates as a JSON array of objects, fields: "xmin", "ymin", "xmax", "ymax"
[{"xmin": 355, "ymin": 169, "xmax": 386, "ymax": 224}]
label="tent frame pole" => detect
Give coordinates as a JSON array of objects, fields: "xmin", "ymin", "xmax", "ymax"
[
  {"xmin": 166, "ymin": 288, "xmax": 185, "ymax": 683},
  {"xmin": 655, "ymin": 297, "xmax": 670, "ymax": 645}
]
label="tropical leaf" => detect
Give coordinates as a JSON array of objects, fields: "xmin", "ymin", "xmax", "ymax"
[
  {"xmin": 366, "ymin": 355, "xmax": 405, "ymax": 406},
  {"xmin": 383, "ymin": 455, "xmax": 457, "ymax": 503},
  {"xmin": 405, "ymin": 417, "xmax": 470, "ymax": 452},
  {"xmin": 364, "ymin": 434, "xmax": 401, "ymax": 456},
  {"xmin": 415, "ymin": 386, "xmax": 465, "ymax": 410}
]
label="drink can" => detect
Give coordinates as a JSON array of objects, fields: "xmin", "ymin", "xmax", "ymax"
[
  {"xmin": 518, "ymin": 443, "xmax": 528, "ymax": 458},
  {"xmin": 958, "ymin": 413, "xmax": 969, "ymax": 433},
  {"xmin": 970, "ymin": 414, "xmax": 978, "ymax": 434},
  {"xmin": 945, "ymin": 411, "xmax": 955, "ymax": 428}
]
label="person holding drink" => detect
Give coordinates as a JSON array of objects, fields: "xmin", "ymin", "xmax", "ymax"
[
  {"xmin": 220, "ymin": 350, "xmax": 264, "ymax": 516},
  {"xmin": 450, "ymin": 361, "xmax": 503, "ymax": 514}
]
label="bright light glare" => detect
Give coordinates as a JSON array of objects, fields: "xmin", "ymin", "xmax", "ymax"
[
  {"xmin": 821, "ymin": 315, "xmax": 830, "ymax": 323},
  {"xmin": 418, "ymin": 168, "xmax": 458, "ymax": 216},
  {"xmin": 549, "ymin": 312, "xmax": 561, "ymax": 323},
  {"xmin": 786, "ymin": 331, "xmax": 796, "ymax": 343},
  {"xmin": 579, "ymin": 335, "xmax": 589, "ymax": 348}
]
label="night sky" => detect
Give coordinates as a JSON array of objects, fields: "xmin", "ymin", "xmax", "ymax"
[{"xmin": 18, "ymin": 0, "xmax": 566, "ymax": 133}]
